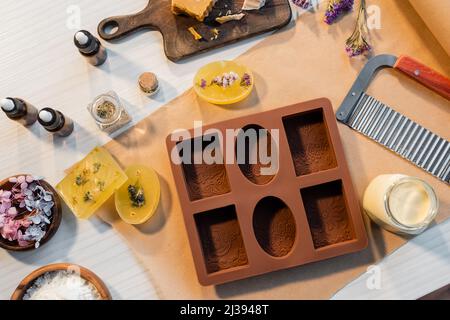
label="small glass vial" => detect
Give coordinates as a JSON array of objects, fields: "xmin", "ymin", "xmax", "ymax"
[
  {"xmin": 1, "ymin": 97, "xmax": 38, "ymax": 126},
  {"xmin": 363, "ymin": 174, "xmax": 438, "ymax": 235},
  {"xmin": 88, "ymin": 91, "xmax": 131, "ymax": 135},
  {"xmin": 38, "ymin": 108, "xmax": 74, "ymax": 137}
]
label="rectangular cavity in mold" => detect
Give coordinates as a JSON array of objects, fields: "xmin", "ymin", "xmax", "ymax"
[
  {"xmin": 178, "ymin": 135, "xmax": 231, "ymax": 201},
  {"xmin": 194, "ymin": 205, "xmax": 249, "ymax": 274},
  {"xmin": 282, "ymin": 109, "xmax": 337, "ymax": 176},
  {"xmin": 300, "ymin": 180, "xmax": 355, "ymax": 249}
]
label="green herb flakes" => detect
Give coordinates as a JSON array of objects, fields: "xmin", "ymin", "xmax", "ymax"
[
  {"xmin": 93, "ymin": 162, "xmax": 102, "ymax": 174},
  {"xmin": 128, "ymin": 183, "xmax": 145, "ymax": 208},
  {"xmin": 96, "ymin": 180, "xmax": 105, "ymax": 192},
  {"xmin": 83, "ymin": 191, "xmax": 93, "ymax": 202},
  {"xmin": 75, "ymin": 169, "xmax": 90, "ymax": 186}
]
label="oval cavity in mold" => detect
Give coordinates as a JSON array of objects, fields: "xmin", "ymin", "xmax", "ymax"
[
  {"xmin": 235, "ymin": 124, "xmax": 278, "ymax": 185},
  {"xmin": 253, "ymin": 196, "xmax": 296, "ymax": 257}
]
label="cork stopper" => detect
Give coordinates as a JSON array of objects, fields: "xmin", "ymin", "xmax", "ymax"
[{"xmin": 138, "ymin": 72, "xmax": 159, "ymax": 95}]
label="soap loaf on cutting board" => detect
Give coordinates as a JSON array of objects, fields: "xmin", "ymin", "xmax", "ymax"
[{"xmin": 171, "ymin": 0, "xmax": 219, "ymax": 21}]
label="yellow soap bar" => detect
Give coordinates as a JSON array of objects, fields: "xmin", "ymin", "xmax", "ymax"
[
  {"xmin": 193, "ymin": 60, "xmax": 254, "ymax": 105},
  {"xmin": 56, "ymin": 147, "xmax": 128, "ymax": 219},
  {"xmin": 171, "ymin": 0, "xmax": 217, "ymax": 21},
  {"xmin": 115, "ymin": 165, "xmax": 161, "ymax": 225}
]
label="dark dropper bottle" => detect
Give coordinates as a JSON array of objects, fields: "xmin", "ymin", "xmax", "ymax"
[
  {"xmin": 0, "ymin": 97, "xmax": 38, "ymax": 126},
  {"xmin": 74, "ymin": 30, "xmax": 107, "ymax": 66},
  {"xmin": 38, "ymin": 108, "xmax": 74, "ymax": 137}
]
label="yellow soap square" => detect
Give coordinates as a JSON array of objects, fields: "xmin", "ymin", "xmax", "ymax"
[{"xmin": 56, "ymin": 147, "xmax": 128, "ymax": 219}]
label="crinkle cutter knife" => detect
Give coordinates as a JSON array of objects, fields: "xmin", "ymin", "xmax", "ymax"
[{"xmin": 336, "ymin": 54, "xmax": 450, "ymax": 184}]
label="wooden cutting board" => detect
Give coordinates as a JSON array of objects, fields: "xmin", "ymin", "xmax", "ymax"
[{"xmin": 97, "ymin": 0, "xmax": 292, "ymax": 62}]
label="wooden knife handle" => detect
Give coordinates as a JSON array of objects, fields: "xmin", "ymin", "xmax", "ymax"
[{"xmin": 394, "ymin": 55, "xmax": 450, "ymax": 100}]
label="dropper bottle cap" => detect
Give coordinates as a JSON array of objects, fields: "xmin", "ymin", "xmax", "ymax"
[
  {"xmin": 75, "ymin": 31, "xmax": 90, "ymax": 46},
  {"xmin": 74, "ymin": 30, "xmax": 99, "ymax": 55},
  {"xmin": 39, "ymin": 109, "xmax": 54, "ymax": 123},
  {"xmin": 38, "ymin": 108, "xmax": 62, "ymax": 131},
  {"xmin": 1, "ymin": 97, "xmax": 26, "ymax": 117},
  {"xmin": 1, "ymin": 98, "xmax": 15, "ymax": 112}
]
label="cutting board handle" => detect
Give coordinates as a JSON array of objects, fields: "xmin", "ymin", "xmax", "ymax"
[
  {"xmin": 98, "ymin": 10, "xmax": 153, "ymax": 41},
  {"xmin": 394, "ymin": 55, "xmax": 450, "ymax": 101}
]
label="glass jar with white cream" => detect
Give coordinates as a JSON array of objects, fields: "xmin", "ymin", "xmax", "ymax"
[{"xmin": 363, "ymin": 174, "xmax": 438, "ymax": 235}]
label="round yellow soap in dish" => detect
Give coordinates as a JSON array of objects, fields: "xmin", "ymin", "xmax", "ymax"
[
  {"xmin": 115, "ymin": 165, "xmax": 160, "ymax": 225},
  {"xmin": 193, "ymin": 60, "xmax": 254, "ymax": 105}
]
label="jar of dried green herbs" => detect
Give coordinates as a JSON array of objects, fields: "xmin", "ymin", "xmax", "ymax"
[{"xmin": 88, "ymin": 91, "xmax": 131, "ymax": 135}]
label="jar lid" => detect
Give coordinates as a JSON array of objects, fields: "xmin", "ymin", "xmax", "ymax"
[
  {"xmin": 384, "ymin": 176, "xmax": 438, "ymax": 232},
  {"xmin": 138, "ymin": 72, "xmax": 159, "ymax": 94},
  {"xmin": 91, "ymin": 95, "xmax": 121, "ymax": 125}
]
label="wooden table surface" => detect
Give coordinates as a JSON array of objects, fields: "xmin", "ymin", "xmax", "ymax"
[{"xmin": 0, "ymin": 0, "xmax": 448, "ymax": 300}]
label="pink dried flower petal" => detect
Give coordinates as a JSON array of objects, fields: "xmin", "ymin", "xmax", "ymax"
[
  {"xmin": 21, "ymin": 218, "xmax": 32, "ymax": 228},
  {"xmin": 17, "ymin": 230, "xmax": 31, "ymax": 247},
  {"xmin": 20, "ymin": 182, "xmax": 28, "ymax": 189},
  {"xmin": 8, "ymin": 177, "xmax": 18, "ymax": 183},
  {"xmin": 18, "ymin": 239, "xmax": 30, "ymax": 247},
  {"xmin": 17, "ymin": 176, "xmax": 26, "ymax": 184},
  {"xmin": 0, "ymin": 201, "xmax": 12, "ymax": 214},
  {"xmin": 0, "ymin": 218, "xmax": 20, "ymax": 241},
  {"xmin": 7, "ymin": 207, "xmax": 17, "ymax": 217},
  {"xmin": 26, "ymin": 176, "xmax": 34, "ymax": 183},
  {"xmin": 1, "ymin": 191, "xmax": 12, "ymax": 199}
]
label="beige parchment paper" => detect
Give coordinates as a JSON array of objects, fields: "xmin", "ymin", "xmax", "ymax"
[
  {"xmin": 95, "ymin": 0, "xmax": 450, "ymax": 299},
  {"xmin": 409, "ymin": 0, "xmax": 450, "ymax": 57}
]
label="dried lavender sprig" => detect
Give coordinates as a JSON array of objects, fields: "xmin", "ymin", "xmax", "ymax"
[
  {"xmin": 324, "ymin": 0, "xmax": 355, "ymax": 24},
  {"xmin": 292, "ymin": 0, "xmax": 311, "ymax": 9},
  {"xmin": 345, "ymin": 0, "xmax": 371, "ymax": 57}
]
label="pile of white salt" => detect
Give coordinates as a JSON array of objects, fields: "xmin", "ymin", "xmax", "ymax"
[{"xmin": 23, "ymin": 270, "xmax": 101, "ymax": 300}]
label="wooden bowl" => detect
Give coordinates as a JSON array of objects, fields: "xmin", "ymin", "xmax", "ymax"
[
  {"xmin": 11, "ymin": 263, "xmax": 112, "ymax": 300},
  {"xmin": 0, "ymin": 175, "xmax": 62, "ymax": 251}
]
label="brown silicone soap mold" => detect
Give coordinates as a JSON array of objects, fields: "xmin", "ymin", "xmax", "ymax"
[{"xmin": 166, "ymin": 98, "xmax": 368, "ymax": 286}]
